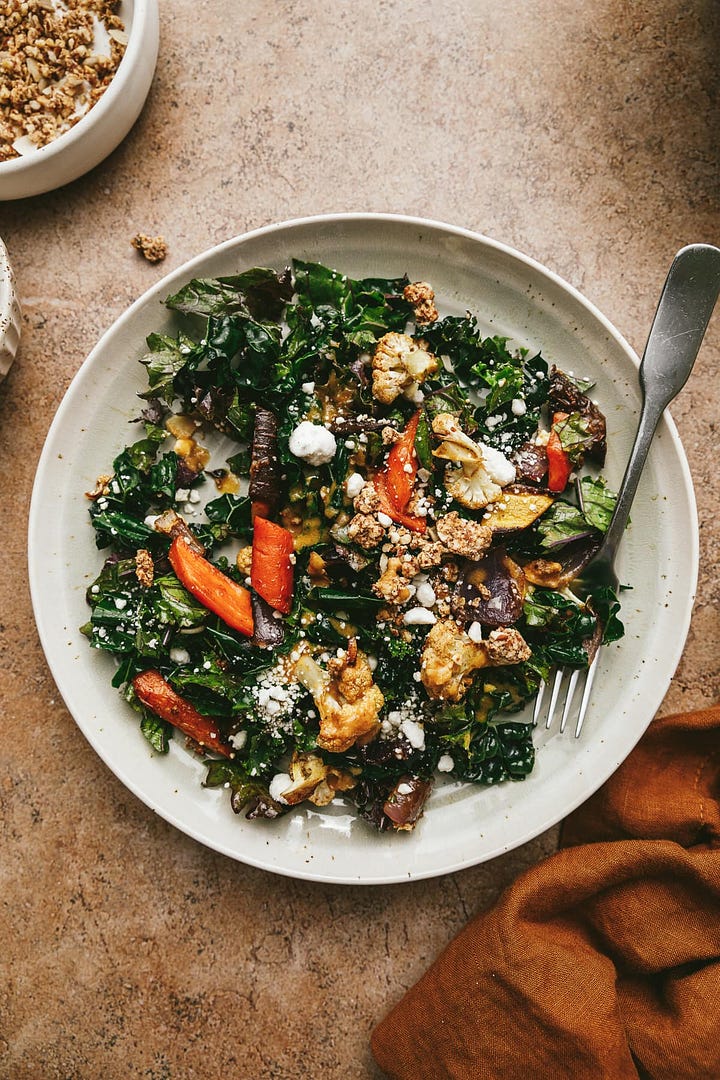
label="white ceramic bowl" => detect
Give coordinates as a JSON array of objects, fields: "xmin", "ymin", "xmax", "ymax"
[
  {"xmin": 0, "ymin": 238, "xmax": 21, "ymax": 379},
  {"xmin": 0, "ymin": 0, "xmax": 159, "ymax": 201}
]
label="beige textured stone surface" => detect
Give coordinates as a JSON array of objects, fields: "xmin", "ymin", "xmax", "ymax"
[{"xmin": 0, "ymin": 1, "xmax": 718, "ymax": 1076}]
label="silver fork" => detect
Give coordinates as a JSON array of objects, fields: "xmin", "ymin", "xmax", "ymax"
[{"xmin": 534, "ymin": 243, "xmax": 720, "ymax": 737}]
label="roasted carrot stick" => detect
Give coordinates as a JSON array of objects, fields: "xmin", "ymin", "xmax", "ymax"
[
  {"xmin": 132, "ymin": 669, "xmax": 234, "ymax": 758},
  {"xmin": 384, "ymin": 410, "xmax": 421, "ymax": 512},
  {"xmin": 168, "ymin": 535, "xmax": 254, "ymax": 636},
  {"xmin": 251, "ymin": 516, "xmax": 295, "ymax": 614}
]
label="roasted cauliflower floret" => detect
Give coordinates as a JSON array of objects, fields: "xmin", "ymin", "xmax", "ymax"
[
  {"xmin": 420, "ymin": 618, "xmax": 490, "ymax": 702},
  {"xmin": 295, "ymin": 648, "xmax": 384, "ymax": 753},
  {"xmin": 403, "ymin": 281, "xmax": 439, "ymax": 324},
  {"xmin": 347, "ymin": 512, "xmax": 386, "ymax": 550},
  {"xmin": 371, "ymin": 332, "xmax": 439, "ymax": 405},
  {"xmin": 373, "ymin": 556, "xmax": 415, "ymax": 605},
  {"xmin": 279, "ymin": 751, "xmax": 358, "ymax": 808},
  {"xmin": 432, "ymin": 413, "xmax": 516, "ymax": 510},
  {"xmin": 435, "ymin": 511, "xmax": 493, "ymax": 562},
  {"xmin": 420, "ymin": 618, "xmax": 531, "ymax": 702}
]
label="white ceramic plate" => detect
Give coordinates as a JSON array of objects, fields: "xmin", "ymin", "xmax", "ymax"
[{"xmin": 29, "ymin": 215, "xmax": 698, "ymax": 884}]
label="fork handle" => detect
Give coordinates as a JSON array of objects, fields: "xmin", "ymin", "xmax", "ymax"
[{"xmin": 598, "ymin": 243, "xmax": 720, "ymax": 568}]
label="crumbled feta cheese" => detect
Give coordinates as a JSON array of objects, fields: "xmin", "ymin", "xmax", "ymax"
[
  {"xmin": 400, "ymin": 717, "xmax": 425, "ymax": 750},
  {"xmin": 189, "ymin": 489, "xmax": 201, "ymax": 503},
  {"xmin": 288, "ymin": 421, "xmax": 337, "ymax": 465},
  {"xmin": 403, "ymin": 607, "xmax": 437, "ymax": 626},
  {"xmin": 229, "ymin": 730, "xmax": 247, "ymax": 750},
  {"xmin": 301, "ymin": 381, "xmax": 315, "ymax": 394},
  {"xmin": 467, "ymin": 621, "xmax": 483, "ymax": 643},
  {"xmin": 169, "ymin": 646, "xmax": 191, "ymax": 664},
  {"xmin": 415, "ymin": 582, "xmax": 436, "ymax": 608},
  {"xmin": 397, "ymin": 782, "xmax": 414, "ymax": 795},
  {"xmin": 511, "ymin": 398, "xmax": 527, "ymax": 416},
  {"xmin": 377, "ymin": 512, "xmax": 393, "ymax": 528},
  {"xmin": 114, "ymin": 598, "xmax": 127, "ymax": 610},
  {"xmin": 437, "ymin": 754, "xmax": 455, "ymax": 773},
  {"xmin": 90, "ymin": 584, "xmax": 100, "ymax": 595},
  {"xmin": 345, "ymin": 472, "xmax": 365, "ymax": 499},
  {"xmin": 175, "ymin": 488, "xmax": 190, "ymax": 502},
  {"xmin": 479, "ymin": 442, "xmax": 516, "ymax": 486},
  {"xmin": 269, "ymin": 773, "xmax": 292, "ymax": 804},
  {"xmin": 144, "ymin": 514, "xmax": 159, "ymax": 529}
]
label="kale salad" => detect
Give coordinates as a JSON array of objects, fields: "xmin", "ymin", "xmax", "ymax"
[{"xmin": 82, "ymin": 261, "xmax": 623, "ymax": 832}]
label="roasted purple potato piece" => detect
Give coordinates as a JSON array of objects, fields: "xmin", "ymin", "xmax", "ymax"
[
  {"xmin": 453, "ymin": 548, "xmax": 526, "ymax": 627},
  {"xmin": 383, "ymin": 776, "xmax": 433, "ymax": 831},
  {"xmin": 512, "ymin": 441, "xmax": 548, "ymax": 485}
]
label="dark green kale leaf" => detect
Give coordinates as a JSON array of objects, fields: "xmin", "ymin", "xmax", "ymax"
[
  {"xmin": 203, "ymin": 759, "xmax": 285, "ymax": 818},
  {"xmin": 587, "ymin": 585, "xmax": 625, "ymax": 645},
  {"xmin": 139, "ymin": 331, "xmax": 196, "ymax": 403},
  {"xmin": 89, "ymin": 510, "xmax": 158, "ymax": 552},
  {"xmin": 522, "ymin": 588, "xmax": 598, "ymax": 667},
  {"xmin": 165, "ymin": 268, "xmax": 293, "ymax": 322},
  {"xmin": 204, "ymin": 493, "xmax": 253, "ymax": 539},
  {"xmin": 537, "ymin": 501, "xmax": 599, "ymax": 550},
  {"xmin": 139, "ymin": 710, "xmax": 173, "ymax": 754},
  {"xmin": 578, "ymin": 476, "xmax": 617, "ymax": 533},
  {"xmin": 434, "ymin": 689, "xmax": 535, "ymax": 784}
]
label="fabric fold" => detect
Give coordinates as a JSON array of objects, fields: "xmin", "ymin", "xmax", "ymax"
[{"xmin": 371, "ymin": 706, "xmax": 720, "ymax": 1080}]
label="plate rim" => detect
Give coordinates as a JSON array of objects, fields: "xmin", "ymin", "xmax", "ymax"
[{"xmin": 28, "ymin": 213, "xmax": 699, "ymax": 883}]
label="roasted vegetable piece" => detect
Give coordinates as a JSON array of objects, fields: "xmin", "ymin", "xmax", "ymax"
[
  {"xmin": 454, "ymin": 548, "xmax": 526, "ymax": 627},
  {"xmin": 250, "ymin": 516, "xmax": 294, "ymax": 614},
  {"xmin": 153, "ymin": 508, "xmax": 205, "ymax": 553},
  {"xmin": 512, "ymin": 441, "xmax": 548, "ymax": 485},
  {"xmin": 383, "ymin": 776, "xmax": 433, "ymax": 831},
  {"xmin": 549, "ymin": 368, "xmax": 607, "ymax": 464},
  {"xmin": 373, "ymin": 470, "xmax": 427, "ymax": 533},
  {"xmin": 523, "ymin": 535, "xmax": 601, "ymax": 589},
  {"xmin": 546, "ymin": 413, "xmax": 573, "ymax": 492},
  {"xmin": 384, "ymin": 409, "xmax": 421, "ymax": 512},
  {"xmin": 482, "ymin": 486, "xmax": 555, "ymax": 533},
  {"xmin": 133, "ymin": 669, "xmax": 234, "ymax": 758},
  {"xmin": 251, "ymin": 592, "xmax": 285, "ymax": 647},
  {"xmin": 168, "ymin": 536, "xmax": 254, "ymax": 636},
  {"xmin": 249, "ymin": 407, "xmax": 280, "ymax": 520}
]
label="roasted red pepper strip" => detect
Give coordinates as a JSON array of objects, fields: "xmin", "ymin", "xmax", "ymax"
[
  {"xmin": 546, "ymin": 411, "xmax": 572, "ymax": 492},
  {"xmin": 251, "ymin": 516, "xmax": 295, "ymax": 614},
  {"xmin": 384, "ymin": 410, "xmax": 421, "ymax": 512},
  {"xmin": 373, "ymin": 471, "xmax": 427, "ymax": 534},
  {"xmin": 132, "ymin": 669, "xmax": 234, "ymax": 758},
  {"xmin": 168, "ymin": 535, "xmax": 254, "ymax": 636}
]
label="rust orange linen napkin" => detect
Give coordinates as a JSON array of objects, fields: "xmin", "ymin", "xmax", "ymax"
[{"xmin": 371, "ymin": 705, "xmax": 720, "ymax": 1080}]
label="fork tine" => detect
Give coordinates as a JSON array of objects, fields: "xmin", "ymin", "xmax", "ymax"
[
  {"xmin": 532, "ymin": 678, "xmax": 546, "ymax": 726},
  {"xmin": 544, "ymin": 668, "xmax": 565, "ymax": 729},
  {"xmin": 574, "ymin": 652, "xmax": 600, "ymax": 738},
  {"xmin": 559, "ymin": 668, "xmax": 582, "ymax": 733}
]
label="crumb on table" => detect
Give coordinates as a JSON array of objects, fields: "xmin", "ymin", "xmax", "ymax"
[{"xmin": 131, "ymin": 233, "xmax": 168, "ymax": 263}]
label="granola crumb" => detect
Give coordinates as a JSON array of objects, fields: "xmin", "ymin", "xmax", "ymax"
[
  {"xmin": 131, "ymin": 233, "xmax": 168, "ymax": 263},
  {"xmin": 0, "ymin": 0, "xmax": 127, "ymax": 161},
  {"xmin": 135, "ymin": 548, "xmax": 154, "ymax": 588}
]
